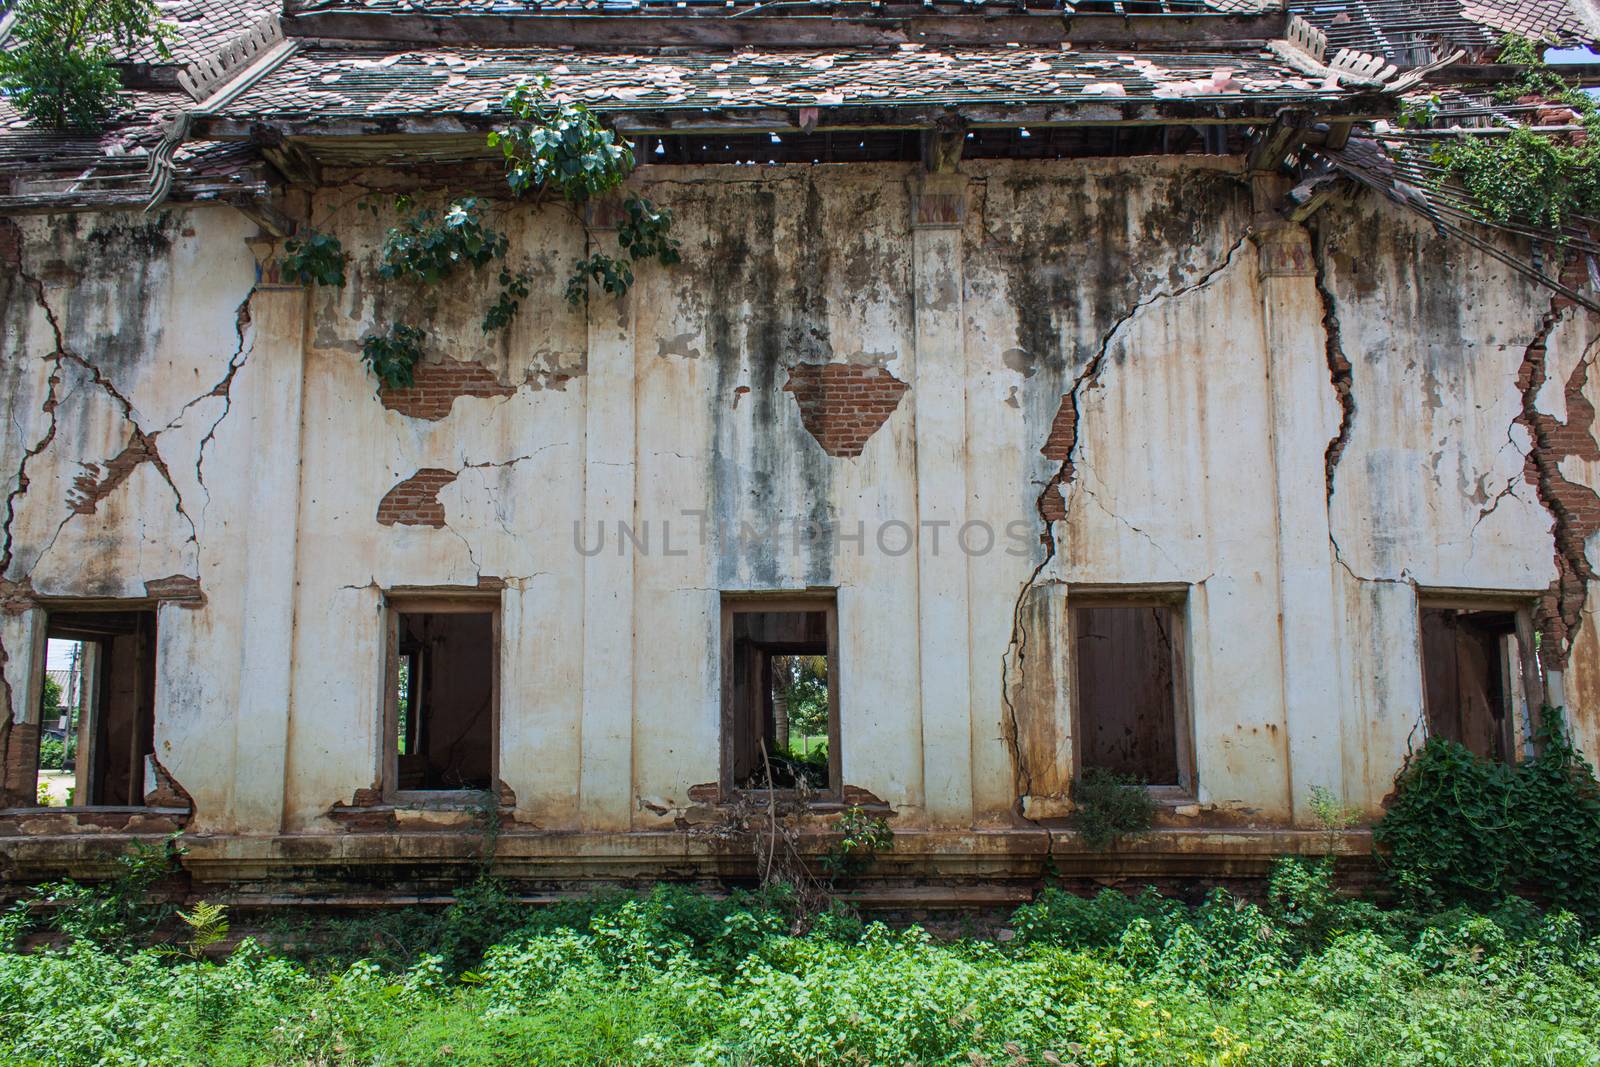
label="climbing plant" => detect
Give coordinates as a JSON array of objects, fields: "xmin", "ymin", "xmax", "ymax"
[
  {"xmin": 0, "ymin": 0, "xmax": 170, "ymax": 129},
  {"xmin": 1426, "ymin": 37, "xmax": 1600, "ymax": 232},
  {"xmin": 281, "ymin": 78, "xmax": 679, "ymax": 390},
  {"xmin": 280, "ymin": 231, "xmax": 349, "ymax": 288},
  {"xmin": 1374, "ymin": 707, "xmax": 1600, "ymax": 927}
]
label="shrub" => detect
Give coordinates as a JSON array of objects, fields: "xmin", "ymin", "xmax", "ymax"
[
  {"xmin": 1068, "ymin": 766, "xmax": 1155, "ymax": 849},
  {"xmin": 1375, "ymin": 707, "xmax": 1600, "ymax": 926}
]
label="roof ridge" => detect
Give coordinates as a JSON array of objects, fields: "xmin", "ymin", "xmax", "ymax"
[{"xmin": 178, "ymin": 11, "xmax": 285, "ymax": 101}]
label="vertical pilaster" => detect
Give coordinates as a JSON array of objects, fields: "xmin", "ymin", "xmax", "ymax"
[
  {"xmin": 1253, "ymin": 188, "xmax": 1347, "ymax": 824},
  {"xmin": 579, "ymin": 212, "xmax": 637, "ymax": 831},
  {"xmin": 229, "ymin": 240, "xmax": 307, "ymax": 833},
  {"xmin": 911, "ymin": 175, "xmax": 974, "ymax": 825},
  {"xmin": 1, "ymin": 605, "xmax": 47, "ymax": 808}
]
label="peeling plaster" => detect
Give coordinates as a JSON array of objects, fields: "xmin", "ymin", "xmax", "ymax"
[{"xmin": 1515, "ymin": 296, "xmax": 1600, "ymax": 666}]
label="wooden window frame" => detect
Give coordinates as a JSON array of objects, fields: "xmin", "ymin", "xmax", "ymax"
[
  {"xmin": 1067, "ymin": 584, "xmax": 1195, "ymax": 800},
  {"xmin": 381, "ymin": 590, "xmax": 501, "ymax": 806},
  {"xmin": 719, "ymin": 592, "xmax": 841, "ymax": 802},
  {"xmin": 1416, "ymin": 590, "xmax": 1543, "ymax": 764},
  {"xmin": 27, "ymin": 600, "xmax": 159, "ymax": 812}
]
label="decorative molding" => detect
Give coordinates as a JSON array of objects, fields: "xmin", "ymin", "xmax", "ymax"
[
  {"xmin": 1270, "ymin": 15, "xmax": 1389, "ymax": 89},
  {"xmin": 1285, "ymin": 14, "xmax": 1327, "ymax": 64},
  {"xmin": 178, "ymin": 12, "xmax": 284, "ymax": 102}
]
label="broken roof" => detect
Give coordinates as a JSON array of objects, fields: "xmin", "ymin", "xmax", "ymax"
[
  {"xmin": 1, "ymin": 0, "xmax": 1596, "ymax": 214},
  {"xmin": 211, "ymin": 45, "xmax": 1362, "ymax": 120},
  {"xmin": 128, "ymin": 0, "xmax": 281, "ymax": 64}
]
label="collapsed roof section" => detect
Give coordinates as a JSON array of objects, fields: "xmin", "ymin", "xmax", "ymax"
[
  {"xmin": 0, "ymin": 0, "xmax": 1595, "ymax": 213},
  {"xmin": 1292, "ymin": 0, "xmax": 1600, "ymax": 67}
]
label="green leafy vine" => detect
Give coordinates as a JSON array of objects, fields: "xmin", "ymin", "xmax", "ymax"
[
  {"xmin": 278, "ymin": 78, "xmax": 680, "ymax": 391},
  {"xmin": 1374, "ymin": 707, "xmax": 1600, "ymax": 926},
  {"xmin": 1426, "ymin": 37, "xmax": 1600, "ymax": 232}
]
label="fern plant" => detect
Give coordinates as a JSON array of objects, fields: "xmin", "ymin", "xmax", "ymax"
[{"xmin": 156, "ymin": 901, "xmax": 229, "ymax": 962}]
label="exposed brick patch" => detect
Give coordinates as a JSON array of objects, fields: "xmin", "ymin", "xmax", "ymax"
[
  {"xmin": 0, "ymin": 218, "xmax": 21, "ymax": 271},
  {"xmin": 1313, "ymin": 234, "xmax": 1356, "ymax": 498},
  {"xmin": 144, "ymin": 755, "xmax": 194, "ymax": 813},
  {"xmin": 1040, "ymin": 395, "xmax": 1077, "ymax": 463},
  {"xmin": 783, "ymin": 362, "xmax": 909, "ymax": 458},
  {"xmin": 378, "ymin": 358, "xmax": 515, "ymax": 421},
  {"xmin": 1, "ymin": 720, "xmax": 39, "ymax": 809},
  {"xmin": 1038, "ymin": 396, "xmax": 1077, "ymax": 522},
  {"xmin": 1515, "ymin": 278, "xmax": 1600, "ymax": 669},
  {"xmin": 67, "ymin": 433, "xmax": 158, "ymax": 515},
  {"xmin": 331, "ymin": 807, "xmax": 400, "ymax": 831},
  {"xmin": 0, "ymin": 578, "xmax": 36, "ymax": 615},
  {"xmin": 144, "ymin": 574, "xmax": 204, "ymax": 606},
  {"xmin": 376, "ymin": 469, "xmax": 457, "ymax": 528}
]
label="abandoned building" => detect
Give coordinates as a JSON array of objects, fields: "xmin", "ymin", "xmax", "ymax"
[{"xmin": 2, "ymin": 0, "xmax": 1600, "ymax": 903}]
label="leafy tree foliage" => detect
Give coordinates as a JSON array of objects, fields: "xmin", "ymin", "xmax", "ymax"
[{"xmin": 0, "ymin": 0, "xmax": 169, "ymax": 129}]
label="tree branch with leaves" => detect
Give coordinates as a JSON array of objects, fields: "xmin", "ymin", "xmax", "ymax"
[{"xmin": 0, "ymin": 0, "xmax": 170, "ymax": 129}]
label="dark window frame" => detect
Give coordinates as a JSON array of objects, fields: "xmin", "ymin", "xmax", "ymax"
[
  {"xmin": 27, "ymin": 600, "xmax": 159, "ymax": 811},
  {"xmin": 1067, "ymin": 585, "xmax": 1195, "ymax": 800},
  {"xmin": 381, "ymin": 590, "xmax": 501, "ymax": 805},
  {"xmin": 719, "ymin": 592, "xmax": 841, "ymax": 802},
  {"xmin": 1416, "ymin": 591, "xmax": 1543, "ymax": 765}
]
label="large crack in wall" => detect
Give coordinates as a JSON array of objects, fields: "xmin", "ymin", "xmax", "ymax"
[
  {"xmin": 999, "ymin": 231, "xmax": 1252, "ymax": 810},
  {"xmin": 0, "ymin": 215, "xmax": 255, "ymax": 780},
  {"xmin": 1514, "ymin": 290, "xmax": 1600, "ymax": 669},
  {"xmin": 1312, "ymin": 227, "xmax": 1356, "ymax": 501}
]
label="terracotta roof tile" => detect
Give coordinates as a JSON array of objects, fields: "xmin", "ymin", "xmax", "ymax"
[
  {"xmin": 289, "ymin": 0, "xmax": 1280, "ymax": 14},
  {"xmin": 218, "ymin": 44, "xmax": 1349, "ymax": 116},
  {"xmin": 1294, "ymin": 0, "xmax": 1596, "ymax": 63},
  {"xmin": 134, "ymin": 0, "xmax": 281, "ymax": 64}
]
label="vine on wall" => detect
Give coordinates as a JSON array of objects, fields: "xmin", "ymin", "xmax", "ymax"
[
  {"xmin": 1374, "ymin": 708, "xmax": 1600, "ymax": 927},
  {"xmin": 281, "ymin": 79, "xmax": 680, "ymax": 390},
  {"xmin": 1412, "ymin": 37, "xmax": 1600, "ymax": 233}
]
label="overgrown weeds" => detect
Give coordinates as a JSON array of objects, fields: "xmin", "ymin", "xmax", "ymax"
[{"xmin": 5, "ymin": 862, "xmax": 1600, "ymax": 1065}]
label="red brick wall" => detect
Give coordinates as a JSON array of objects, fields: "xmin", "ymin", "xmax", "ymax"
[
  {"xmin": 783, "ymin": 362, "xmax": 908, "ymax": 459},
  {"xmin": 378, "ymin": 359, "xmax": 515, "ymax": 421},
  {"xmin": 1037, "ymin": 396, "xmax": 1079, "ymax": 523},
  {"xmin": 376, "ymin": 469, "xmax": 458, "ymax": 528},
  {"xmin": 1040, "ymin": 395, "xmax": 1076, "ymax": 464}
]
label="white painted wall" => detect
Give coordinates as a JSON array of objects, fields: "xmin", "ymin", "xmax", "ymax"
[{"xmin": 2, "ymin": 157, "xmax": 1593, "ymax": 845}]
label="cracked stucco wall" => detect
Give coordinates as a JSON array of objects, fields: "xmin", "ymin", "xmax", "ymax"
[
  {"xmin": 966, "ymin": 157, "xmax": 1295, "ymax": 821},
  {"xmin": 1, "ymin": 207, "xmax": 265, "ymax": 826},
  {"xmin": 5, "ymin": 156, "xmax": 1597, "ymax": 846},
  {"xmin": 1317, "ymin": 196, "xmax": 1600, "ymax": 799}
]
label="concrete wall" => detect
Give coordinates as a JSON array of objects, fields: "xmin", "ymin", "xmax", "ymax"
[{"xmin": 2, "ymin": 156, "xmax": 1595, "ymax": 876}]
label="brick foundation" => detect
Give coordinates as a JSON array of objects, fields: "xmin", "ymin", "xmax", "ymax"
[{"xmin": 783, "ymin": 362, "xmax": 909, "ymax": 458}]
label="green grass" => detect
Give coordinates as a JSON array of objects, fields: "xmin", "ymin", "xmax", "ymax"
[{"xmin": 4, "ymin": 869, "xmax": 1600, "ymax": 1066}]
